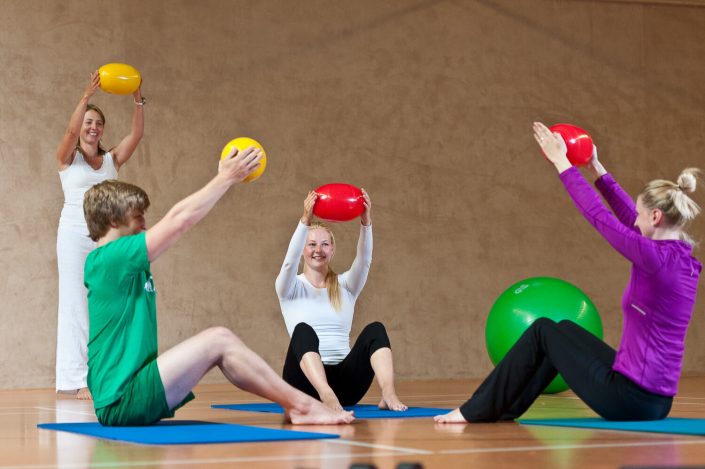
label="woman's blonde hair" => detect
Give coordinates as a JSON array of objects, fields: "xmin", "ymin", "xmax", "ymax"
[
  {"xmin": 84, "ymin": 180, "xmax": 150, "ymax": 241},
  {"xmin": 306, "ymin": 222, "xmax": 341, "ymax": 311},
  {"xmin": 639, "ymin": 168, "xmax": 701, "ymax": 244}
]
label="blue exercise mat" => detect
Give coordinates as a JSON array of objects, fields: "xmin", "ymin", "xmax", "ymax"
[
  {"xmin": 520, "ymin": 417, "xmax": 705, "ymax": 436},
  {"xmin": 37, "ymin": 420, "xmax": 339, "ymax": 445},
  {"xmin": 211, "ymin": 403, "xmax": 449, "ymax": 419}
]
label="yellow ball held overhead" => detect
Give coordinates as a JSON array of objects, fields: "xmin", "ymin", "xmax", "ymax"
[
  {"xmin": 98, "ymin": 63, "xmax": 141, "ymax": 95},
  {"xmin": 220, "ymin": 137, "xmax": 267, "ymax": 183}
]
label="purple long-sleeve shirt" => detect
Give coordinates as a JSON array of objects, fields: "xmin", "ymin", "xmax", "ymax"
[{"xmin": 560, "ymin": 167, "xmax": 702, "ymax": 396}]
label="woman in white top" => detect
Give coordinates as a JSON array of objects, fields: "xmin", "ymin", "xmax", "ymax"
[
  {"xmin": 276, "ymin": 190, "xmax": 407, "ymax": 411},
  {"xmin": 55, "ymin": 70, "xmax": 144, "ymax": 399}
]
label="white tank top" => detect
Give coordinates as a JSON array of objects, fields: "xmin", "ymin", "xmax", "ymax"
[{"xmin": 58, "ymin": 150, "xmax": 118, "ymax": 233}]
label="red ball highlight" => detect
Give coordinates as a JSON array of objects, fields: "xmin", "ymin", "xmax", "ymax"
[
  {"xmin": 313, "ymin": 183, "xmax": 364, "ymax": 222},
  {"xmin": 549, "ymin": 123, "xmax": 594, "ymax": 167}
]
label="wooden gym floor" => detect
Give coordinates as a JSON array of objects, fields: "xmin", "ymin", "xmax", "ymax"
[{"xmin": 5, "ymin": 377, "xmax": 705, "ymax": 468}]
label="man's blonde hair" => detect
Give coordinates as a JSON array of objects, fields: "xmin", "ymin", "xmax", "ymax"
[{"xmin": 84, "ymin": 180, "xmax": 150, "ymax": 241}]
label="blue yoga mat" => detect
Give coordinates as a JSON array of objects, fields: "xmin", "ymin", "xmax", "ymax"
[
  {"xmin": 520, "ymin": 417, "xmax": 705, "ymax": 436},
  {"xmin": 37, "ymin": 420, "xmax": 340, "ymax": 445},
  {"xmin": 212, "ymin": 403, "xmax": 449, "ymax": 419}
]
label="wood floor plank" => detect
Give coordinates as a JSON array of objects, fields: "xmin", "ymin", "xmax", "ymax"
[{"xmin": 3, "ymin": 377, "xmax": 705, "ymax": 468}]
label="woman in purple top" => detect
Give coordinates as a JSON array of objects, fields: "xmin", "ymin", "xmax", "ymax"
[{"xmin": 435, "ymin": 122, "xmax": 702, "ymax": 423}]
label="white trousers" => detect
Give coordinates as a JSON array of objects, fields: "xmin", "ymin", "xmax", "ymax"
[{"xmin": 56, "ymin": 226, "xmax": 95, "ymax": 391}]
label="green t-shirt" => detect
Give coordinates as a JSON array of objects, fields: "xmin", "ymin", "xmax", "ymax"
[{"xmin": 85, "ymin": 232, "xmax": 158, "ymax": 409}]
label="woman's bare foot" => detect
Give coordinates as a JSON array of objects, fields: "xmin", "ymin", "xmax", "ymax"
[
  {"xmin": 76, "ymin": 387, "xmax": 92, "ymax": 400},
  {"xmin": 433, "ymin": 408, "xmax": 468, "ymax": 423},
  {"xmin": 378, "ymin": 392, "xmax": 408, "ymax": 411},
  {"xmin": 285, "ymin": 398, "xmax": 354, "ymax": 425},
  {"xmin": 319, "ymin": 390, "xmax": 344, "ymax": 412}
]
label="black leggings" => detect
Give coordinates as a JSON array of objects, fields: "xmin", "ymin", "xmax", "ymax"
[
  {"xmin": 460, "ymin": 318, "xmax": 673, "ymax": 422},
  {"xmin": 282, "ymin": 321, "xmax": 391, "ymax": 406}
]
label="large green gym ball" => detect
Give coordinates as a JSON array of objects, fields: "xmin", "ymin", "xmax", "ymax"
[{"xmin": 485, "ymin": 277, "xmax": 603, "ymax": 394}]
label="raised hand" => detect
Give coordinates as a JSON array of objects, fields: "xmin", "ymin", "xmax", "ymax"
[
  {"xmin": 84, "ymin": 70, "xmax": 100, "ymax": 100},
  {"xmin": 301, "ymin": 190, "xmax": 318, "ymax": 226},
  {"xmin": 532, "ymin": 122, "xmax": 571, "ymax": 173},
  {"xmin": 132, "ymin": 83, "xmax": 143, "ymax": 104},
  {"xmin": 218, "ymin": 146, "xmax": 263, "ymax": 184},
  {"xmin": 360, "ymin": 189, "xmax": 372, "ymax": 226},
  {"xmin": 587, "ymin": 144, "xmax": 607, "ymax": 179}
]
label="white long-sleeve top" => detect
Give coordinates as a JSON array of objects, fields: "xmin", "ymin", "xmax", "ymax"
[{"xmin": 275, "ymin": 221, "xmax": 373, "ymax": 365}]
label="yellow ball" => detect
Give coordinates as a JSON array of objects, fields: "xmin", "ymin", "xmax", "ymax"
[
  {"xmin": 220, "ymin": 137, "xmax": 267, "ymax": 183},
  {"xmin": 98, "ymin": 63, "xmax": 141, "ymax": 95}
]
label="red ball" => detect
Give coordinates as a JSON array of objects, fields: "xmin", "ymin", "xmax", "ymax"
[
  {"xmin": 549, "ymin": 123, "xmax": 594, "ymax": 167},
  {"xmin": 313, "ymin": 183, "xmax": 364, "ymax": 222}
]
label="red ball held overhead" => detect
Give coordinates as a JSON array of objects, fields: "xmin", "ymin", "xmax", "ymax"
[
  {"xmin": 549, "ymin": 123, "xmax": 594, "ymax": 167},
  {"xmin": 313, "ymin": 183, "xmax": 364, "ymax": 222}
]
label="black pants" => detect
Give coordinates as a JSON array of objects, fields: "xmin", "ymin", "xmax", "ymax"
[
  {"xmin": 282, "ymin": 321, "xmax": 391, "ymax": 406},
  {"xmin": 460, "ymin": 318, "xmax": 673, "ymax": 422}
]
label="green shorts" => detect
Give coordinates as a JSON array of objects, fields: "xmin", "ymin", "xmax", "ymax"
[{"xmin": 95, "ymin": 360, "xmax": 195, "ymax": 426}]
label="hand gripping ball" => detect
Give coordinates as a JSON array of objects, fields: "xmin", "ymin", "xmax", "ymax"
[
  {"xmin": 548, "ymin": 123, "xmax": 594, "ymax": 167},
  {"xmin": 485, "ymin": 277, "xmax": 603, "ymax": 394},
  {"xmin": 220, "ymin": 137, "xmax": 267, "ymax": 183}
]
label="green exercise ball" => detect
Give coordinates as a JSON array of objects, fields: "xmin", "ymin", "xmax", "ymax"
[{"xmin": 485, "ymin": 277, "xmax": 603, "ymax": 394}]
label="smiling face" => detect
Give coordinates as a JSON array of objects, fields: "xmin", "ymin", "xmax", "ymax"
[
  {"xmin": 80, "ymin": 109, "xmax": 104, "ymax": 147},
  {"xmin": 303, "ymin": 227, "xmax": 335, "ymax": 273}
]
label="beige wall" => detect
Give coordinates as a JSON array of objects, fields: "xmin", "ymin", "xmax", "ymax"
[{"xmin": 1, "ymin": 0, "xmax": 704, "ymax": 389}]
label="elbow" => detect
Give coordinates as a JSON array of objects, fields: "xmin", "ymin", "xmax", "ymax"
[
  {"xmin": 274, "ymin": 283, "xmax": 288, "ymax": 300},
  {"xmin": 175, "ymin": 213, "xmax": 196, "ymax": 234},
  {"xmin": 274, "ymin": 271, "xmax": 289, "ymax": 297},
  {"xmin": 167, "ymin": 210, "xmax": 195, "ymax": 238},
  {"xmin": 131, "ymin": 130, "xmax": 145, "ymax": 143},
  {"xmin": 275, "ymin": 268, "xmax": 296, "ymax": 299},
  {"xmin": 65, "ymin": 129, "xmax": 80, "ymax": 143}
]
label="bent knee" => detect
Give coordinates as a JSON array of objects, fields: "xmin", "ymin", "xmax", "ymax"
[
  {"xmin": 362, "ymin": 321, "xmax": 388, "ymax": 337},
  {"xmin": 289, "ymin": 322, "xmax": 319, "ymax": 359},
  {"xmin": 292, "ymin": 322, "xmax": 318, "ymax": 340},
  {"xmin": 532, "ymin": 317, "xmax": 557, "ymax": 328},
  {"xmin": 360, "ymin": 321, "xmax": 391, "ymax": 353},
  {"xmin": 202, "ymin": 326, "xmax": 241, "ymax": 345}
]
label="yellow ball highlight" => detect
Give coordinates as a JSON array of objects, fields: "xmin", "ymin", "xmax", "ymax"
[
  {"xmin": 98, "ymin": 63, "xmax": 141, "ymax": 95},
  {"xmin": 220, "ymin": 137, "xmax": 267, "ymax": 183}
]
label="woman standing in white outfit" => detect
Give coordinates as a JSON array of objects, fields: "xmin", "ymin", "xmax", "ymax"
[{"xmin": 55, "ymin": 70, "xmax": 145, "ymax": 399}]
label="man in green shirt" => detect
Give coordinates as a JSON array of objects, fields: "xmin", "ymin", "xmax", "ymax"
[{"xmin": 83, "ymin": 145, "xmax": 354, "ymax": 426}]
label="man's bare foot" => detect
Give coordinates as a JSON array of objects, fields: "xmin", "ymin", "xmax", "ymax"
[
  {"xmin": 433, "ymin": 408, "xmax": 468, "ymax": 423},
  {"xmin": 319, "ymin": 390, "xmax": 344, "ymax": 412},
  {"xmin": 285, "ymin": 398, "xmax": 354, "ymax": 425},
  {"xmin": 378, "ymin": 393, "xmax": 408, "ymax": 411},
  {"xmin": 76, "ymin": 387, "xmax": 92, "ymax": 400}
]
